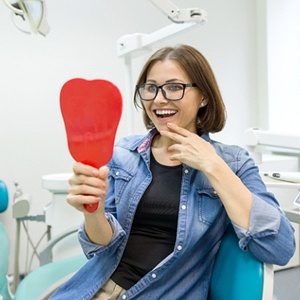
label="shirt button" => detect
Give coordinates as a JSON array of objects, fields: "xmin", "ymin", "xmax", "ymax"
[
  {"xmin": 213, "ymin": 190, "xmax": 217, "ymax": 195},
  {"xmin": 122, "ymin": 295, "xmax": 127, "ymax": 299},
  {"xmin": 116, "ymin": 171, "xmax": 119, "ymax": 176},
  {"xmin": 184, "ymin": 169, "xmax": 189, "ymax": 174},
  {"xmin": 181, "ymin": 205, "xmax": 186, "ymax": 210},
  {"xmin": 151, "ymin": 273, "xmax": 157, "ymax": 279},
  {"xmin": 177, "ymin": 245, "xmax": 183, "ymax": 251}
]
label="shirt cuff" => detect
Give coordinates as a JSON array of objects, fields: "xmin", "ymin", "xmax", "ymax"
[
  {"xmin": 232, "ymin": 194, "xmax": 281, "ymax": 250},
  {"xmin": 78, "ymin": 212, "xmax": 125, "ymax": 258}
]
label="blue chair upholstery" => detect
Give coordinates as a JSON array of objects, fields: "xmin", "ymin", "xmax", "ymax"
[
  {"xmin": 0, "ymin": 222, "xmax": 13, "ymax": 300},
  {"xmin": 14, "ymin": 254, "xmax": 87, "ymax": 300},
  {"xmin": 0, "ymin": 180, "xmax": 12, "ymax": 300},
  {"xmin": 0, "ymin": 180, "xmax": 9, "ymax": 213},
  {"xmin": 209, "ymin": 225, "xmax": 273, "ymax": 300}
]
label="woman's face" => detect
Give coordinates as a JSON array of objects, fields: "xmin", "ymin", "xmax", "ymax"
[{"xmin": 142, "ymin": 59, "xmax": 204, "ymax": 134}]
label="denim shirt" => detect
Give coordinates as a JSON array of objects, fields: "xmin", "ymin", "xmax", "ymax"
[{"xmin": 50, "ymin": 130, "xmax": 295, "ymax": 300}]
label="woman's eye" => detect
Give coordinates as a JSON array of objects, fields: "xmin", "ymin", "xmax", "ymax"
[
  {"xmin": 167, "ymin": 84, "xmax": 183, "ymax": 91},
  {"xmin": 146, "ymin": 85, "xmax": 157, "ymax": 92}
]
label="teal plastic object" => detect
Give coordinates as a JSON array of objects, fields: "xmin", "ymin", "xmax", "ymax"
[
  {"xmin": 0, "ymin": 222, "xmax": 13, "ymax": 300},
  {"xmin": 209, "ymin": 225, "xmax": 264, "ymax": 300},
  {"xmin": 14, "ymin": 254, "xmax": 88, "ymax": 300},
  {"xmin": 0, "ymin": 180, "xmax": 9, "ymax": 213}
]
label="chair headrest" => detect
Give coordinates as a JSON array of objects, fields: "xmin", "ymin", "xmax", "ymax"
[{"xmin": 0, "ymin": 180, "xmax": 9, "ymax": 213}]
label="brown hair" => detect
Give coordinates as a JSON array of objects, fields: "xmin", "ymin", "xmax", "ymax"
[{"xmin": 134, "ymin": 44, "xmax": 226, "ymax": 134}]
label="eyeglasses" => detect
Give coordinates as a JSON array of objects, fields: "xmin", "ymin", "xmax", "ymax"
[{"xmin": 136, "ymin": 83, "xmax": 197, "ymax": 101}]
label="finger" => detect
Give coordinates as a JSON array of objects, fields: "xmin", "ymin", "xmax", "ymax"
[
  {"xmin": 160, "ymin": 129, "xmax": 184, "ymax": 143},
  {"xmin": 69, "ymin": 181, "xmax": 106, "ymax": 197},
  {"xmin": 69, "ymin": 172, "xmax": 101, "ymax": 187},
  {"xmin": 70, "ymin": 164, "xmax": 109, "ymax": 187},
  {"xmin": 160, "ymin": 123, "xmax": 192, "ymax": 143},
  {"xmin": 166, "ymin": 122, "xmax": 191, "ymax": 137},
  {"xmin": 73, "ymin": 162, "xmax": 99, "ymax": 177},
  {"xmin": 66, "ymin": 194, "xmax": 100, "ymax": 209},
  {"xmin": 99, "ymin": 166, "xmax": 110, "ymax": 179}
]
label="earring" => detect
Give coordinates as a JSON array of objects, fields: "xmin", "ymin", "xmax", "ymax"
[
  {"xmin": 200, "ymin": 102, "xmax": 205, "ymax": 107},
  {"xmin": 197, "ymin": 117, "xmax": 201, "ymax": 126}
]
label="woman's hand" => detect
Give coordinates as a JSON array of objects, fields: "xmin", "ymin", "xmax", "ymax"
[
  {"xmin": 67, "ymin": 162, "xmax": 113, "ymax": 245},
  {"xmin": 160, "ymin": 122, "xmax": 220, "ymax": 172},
  {"xmin": 67, "ymin": 162, "xmax": 109, "ymax": 214},
  {"xmin": 161, "ymin": 122, "xmax": 252, "ymax": 230}
]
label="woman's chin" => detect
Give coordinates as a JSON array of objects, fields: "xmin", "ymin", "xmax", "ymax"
[{"xmin": 155, "ymin": 124, "xmax": 170, "ymax": 133}]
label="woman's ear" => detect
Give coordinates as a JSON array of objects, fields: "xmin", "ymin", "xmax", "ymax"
[{"xmin": 200, "ymin": 97, "xmax": 208, "ymax": 107}]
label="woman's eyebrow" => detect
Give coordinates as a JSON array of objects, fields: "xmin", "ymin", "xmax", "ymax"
[{"xmin": 145, "ymin": 78, "xmax": 184, "ymax": 83}]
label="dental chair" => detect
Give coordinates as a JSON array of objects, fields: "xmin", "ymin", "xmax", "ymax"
[
  {"xmin": 2, "ymin": 174, "xmax": 273, "ymax": 300},
  {"xmin": 209, "ymin": 225, "xmax": 274, "ymax": 300},
  {"xmin": 13, "ymin": 225, "xmax": 273, "ymax": 300},
  {"xmin": 0, "ymin": 179, "xmax": 87, "ymax": 300},
  {"xmin": 0, "ymin": 222, "xmax": 13, "ymax": 300},
  {"xmin": 0, "ymin": 180, "xmax": 13, "ymax": 300},
  {"xmin": 0, "ymin": 222, "xmax": 86, "ymax": 300},
  {"xmin": 0, "ymin": 180, "xmax": 9, "ymax": 213},
  {"xmin": 13, "ymin": 228, "xmax": 88, "ymax": 300}
]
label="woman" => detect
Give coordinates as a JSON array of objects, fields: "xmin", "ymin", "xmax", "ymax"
[{"xmin": 50, "ymin": 45, "xmax": 295, "ymax": 300}]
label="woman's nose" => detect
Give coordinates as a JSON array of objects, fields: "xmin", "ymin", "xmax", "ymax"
[{"xmin": 154, "ymin": 88, "xmax": 168, "ymax": 103}]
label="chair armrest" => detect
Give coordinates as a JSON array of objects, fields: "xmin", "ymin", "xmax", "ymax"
[
  {"xmin": 14, "ymin": 254, "xmax": 88, "ymax": 300},
  {"xmin": 39, "ymin": 271, "xmax": 77, "ymax": 299},
  {"xmin": 263, "ymin": 263, "xmax": 274, "ymax": 300}
]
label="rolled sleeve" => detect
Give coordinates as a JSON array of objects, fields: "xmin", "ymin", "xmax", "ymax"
[
  {"xmin": 78, "ymin": 212, "xmax": 126, "ymax": 258},
  {"xmin": 232, "ymin": 194, "xmax": 281, "ymax": 250}
]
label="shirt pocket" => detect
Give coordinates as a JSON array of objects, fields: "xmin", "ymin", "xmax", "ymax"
[
  {"xmin": 110, "ymin": 167, "xmax": 133, "ymax": 204},
  {"xmin": 197, "ymin": 188, "xmax": 223, "ymax": 225}
]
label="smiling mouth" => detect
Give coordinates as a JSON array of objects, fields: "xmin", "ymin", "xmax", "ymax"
[{"xmin": 155, "ymin": 109, "xmax": 177, "ymax": 118}]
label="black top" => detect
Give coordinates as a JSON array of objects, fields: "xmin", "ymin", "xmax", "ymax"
[{"xmin": 111, "ymin": 152, "xmax": 182, "ymax": 289}]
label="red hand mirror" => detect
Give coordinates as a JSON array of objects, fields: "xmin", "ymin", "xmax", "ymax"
[{"xmin": 60, "ymin": 78, "xmax": 123, "ymax": 212}]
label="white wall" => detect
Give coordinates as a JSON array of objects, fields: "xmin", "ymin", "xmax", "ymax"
[
  {"xmin": 256, "ymin": 0, "xmax": 300, "ymax": 133},
  {"xmin": 0, "ymin": 0, "xmax": 259, "ymax": 274},
  {"xmin": 266, "ymin": 0, "xmax": 300, "ymax": 134}
]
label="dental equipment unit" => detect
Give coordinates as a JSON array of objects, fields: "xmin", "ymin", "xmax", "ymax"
[
  {"xmin": 245, "ymin": 127, "xmax": 300, "ymax": 219},
  {"xmin": 1, "ymin": 0, "xmax": 49, "ymax": 36},
  {"xmin": 12, "ymin": 181, "xmax": 50, "ymax": 293}
]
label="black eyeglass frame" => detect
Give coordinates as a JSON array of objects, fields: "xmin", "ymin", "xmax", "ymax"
[{"xmin": 136, "ymin": 83, "xmax": 197, "ymax": 101}]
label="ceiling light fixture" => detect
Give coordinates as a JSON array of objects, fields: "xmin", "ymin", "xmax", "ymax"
[{"xmin": 2, "ymin": 0, "xmax": 49, "ymax": 36}]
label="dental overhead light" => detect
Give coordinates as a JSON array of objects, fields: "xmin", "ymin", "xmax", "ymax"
[
  {"xmin": 2, "ymin": 0, "xmax": 49, "ymax": 36},
  {"xmin": 150, "ymin": 0, "xmax": 207, "ymax": 24},
  {"xmin": 117, "ymin": 0, "xmax": 207, "ymax": 57}
]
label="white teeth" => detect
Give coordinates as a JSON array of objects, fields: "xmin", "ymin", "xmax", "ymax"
[{"xmin": 156, "ymin": 110, "xmax": 176, "ymax": 115}]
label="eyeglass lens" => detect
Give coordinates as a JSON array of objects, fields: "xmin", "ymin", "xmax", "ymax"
[{"xmin": 138, "ymin": 83, "xmax": 186, "ymax": 101}]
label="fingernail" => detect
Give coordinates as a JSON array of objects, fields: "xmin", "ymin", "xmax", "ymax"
[{"xmin": 92, "ymin": 170, "xmax": 99, "ymax": 177}]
